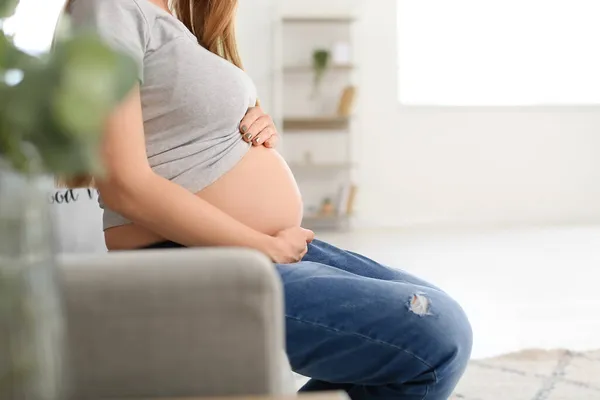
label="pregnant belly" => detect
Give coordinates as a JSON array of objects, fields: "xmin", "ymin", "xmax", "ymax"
[
  {"xmin": 104, "ymin": 146, "xmax": 303, "ymax": 250},
  {"xmin": 198, "ymin": 146, "xmax": 303, "ymax": 235}
]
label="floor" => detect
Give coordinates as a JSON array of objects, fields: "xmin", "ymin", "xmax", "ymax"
[{"xmin": 316, "ymin": 225, "xmax": 600, "ymax": 360}]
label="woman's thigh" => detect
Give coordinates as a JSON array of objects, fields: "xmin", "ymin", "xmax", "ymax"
[
  {"xmin": 275, "ymin": 260, "xmax": 471, "ymax": 393},
  {"xmin": 303, "ymin": 239, "xmax": 443, "ymax": 292}
]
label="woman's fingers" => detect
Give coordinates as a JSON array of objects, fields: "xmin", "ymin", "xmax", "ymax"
[
  {"xmin": 249, "ymin": 116, "xmax": 272, "ymax": 144},
  {"xmin": 241, "ymin": 115, "xmax": 269, "ymax": 143},
  {"xmin": 240, "ymin": 107, "xmax": 263, "ymax": 141},
  {"xmin": 253, "ymin": 126, "xmax": 277, "ymax": 147},
  {"xmin": 239, "ymin": 107, "xmax": 279, "ymax": 148},
  {"xmin": 264, "ymin": 133, "xmax": 279, "ymax": 148},
  {"xmin": 298, "ymin": 245, "xmax": 308, "ymax": 261},
  {"xmin": 303, "ymin": 228, "xmax": 315, "ymax": 243}
]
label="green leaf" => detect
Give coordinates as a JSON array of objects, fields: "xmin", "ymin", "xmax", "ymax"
[
  {"xmin": 0, "ymin": 32, "xmax": 10, "ymax": 69},
  {"xmin": 112, "ymin": 49, "xmax": 139, "ymax": 101},
  {"xmin": 52, "ymin": 33, "xmax": 137, "ymax": 137},
  {"xmin": 0, "ymin": 25, "xmax": 137, "ymax": 174},
  {"xmin": 2, "ymin": 64, "xmax": 53, "ymax": 138},
  {"xmin": 0, "ymin": 131, "xmax": 28, "ymax": 172},
  {"xmin": 0, "ymin": 0, "xmax": 19, "ymax": 18},
  {"xmin": 0, "ymin": 31, "xmax": 40, "ymax": 71},
  {"xmin": 52, "ymin": 10, "xmax": 72, "ymax": 44},
  {"xmin": 312, "ymin": 49, "xmax": 330, "ymax": 89}
]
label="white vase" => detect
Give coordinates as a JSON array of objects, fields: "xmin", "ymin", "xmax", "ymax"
[
  {"xmin": 0, "ymin": 165, "xmax": 66, "ymax": 400},
  {"xmin": 310, "ymin": 85, "xmax": 327, "ymax": 116}
]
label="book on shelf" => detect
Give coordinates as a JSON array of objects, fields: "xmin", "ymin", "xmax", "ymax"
[
  {"xmin": 336, "ymin": 184, "xmax": 351, "ymax": 216},
  {"xmin": 335, "ymin": 183, "xmax": 358, "ymax": 216},
  {"xmin": 346, "ymin": 184, "xmax": 358, "ymax": 215},
  {"xmin": 337, "ymin": 85, "xmax": 357, "ymax": 117}
]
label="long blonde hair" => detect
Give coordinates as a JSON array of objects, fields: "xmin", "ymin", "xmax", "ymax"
[{"xmin": 59, "ymin": 0, "xmax": 243, "ymax": 187}]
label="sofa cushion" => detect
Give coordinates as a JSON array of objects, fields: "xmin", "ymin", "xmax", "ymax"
[
  {"xmin": 50, "ymin": 188, "xmax": 107, "ymax": 254},
  {"xmin": 51, "ymin": 189, "xmax": 298, "ymax": 394}
]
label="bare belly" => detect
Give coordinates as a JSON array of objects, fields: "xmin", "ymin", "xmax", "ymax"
[{"xmin": 104, "ymin": 146, "xmax": 303, "ymax": 250}]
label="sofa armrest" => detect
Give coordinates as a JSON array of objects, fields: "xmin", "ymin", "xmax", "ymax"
[{"xmin": 58, "ymin": 248, "xmax": 291, "ymax": 399}]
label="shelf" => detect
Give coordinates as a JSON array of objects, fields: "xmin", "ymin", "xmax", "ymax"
[
  {"xmin": 284, "ymin": 64, "xmax": 356, "ymax": 73},
  {"xmin": 283, "ymin": 117, "xmax": 350, "ymax": 132},
  {"xmin": 282, "ymin": 16, "xmax": 356, "ymax": 24},
  {"xmin": 289, "ymin": 162, "xmax": 356, "ymax": 171},
  {"xmin": 302, "ymin": 215, "xmax": 351, "ymax": 231}
]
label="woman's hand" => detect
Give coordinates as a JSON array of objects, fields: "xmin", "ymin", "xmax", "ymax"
[
  {"xmin": 239, "ymin": 106, "xmax": 280, "ymax": 148},
  {"xmin": 262, "ymin": 226, "xmax": 315, "ymax": 264}
]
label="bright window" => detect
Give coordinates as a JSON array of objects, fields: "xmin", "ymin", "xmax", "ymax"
[
  {"xmin": 398, "ymin": 0, "xmax": 600, "ymax": 106},
  {"xmin": 3, "ymin": 0, "xmax": 66, "ymax": 54}
]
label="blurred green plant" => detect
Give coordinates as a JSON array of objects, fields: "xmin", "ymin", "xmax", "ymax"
[
  {"xmin": 0, "ymin": 0, "xmax": 138, "ymax": 176},
  {"xmin": 312, "ymin": 49, "xmax": 330, "ymax": 93},
  {"xmin": 0, "ymin": 3, "xmax": 137, "ymax": 399}
]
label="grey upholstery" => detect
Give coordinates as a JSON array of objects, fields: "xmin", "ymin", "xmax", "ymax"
[{"xmin": 58, "ymin": 248, "xmax": 296, "ymax": 399}]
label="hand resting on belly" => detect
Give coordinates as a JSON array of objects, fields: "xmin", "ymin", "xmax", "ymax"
[
  {"xmin": 102, "ymin": 98, "xmax": 307, "ymax": 261},
  {"xmin": 198, "ymin": 145, "xmax": 304, "ymax": 236},
  {"xmin": 199, "ymin": 105, "xmax": 302, "ymax": 235}
]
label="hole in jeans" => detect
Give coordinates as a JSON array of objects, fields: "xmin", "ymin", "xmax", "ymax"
[{"xmin": 409, "ymin": 293, "xmax": 432, "ymax": 316}]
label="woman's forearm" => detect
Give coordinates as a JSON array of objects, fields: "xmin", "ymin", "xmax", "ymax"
[{"xmin": 103, "ymin": 171, "xmax": 273, "ymax": 250}]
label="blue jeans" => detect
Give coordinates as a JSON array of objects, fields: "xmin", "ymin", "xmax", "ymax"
[
  {"xmin": 279, "ymin": 239, "xmax": 472, "ymax": 400},
  {"xmin": 142, "ymin": 239, "xmax": 472, "ymax": 399}
]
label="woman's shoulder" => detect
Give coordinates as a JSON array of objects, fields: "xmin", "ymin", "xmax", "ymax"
[
  {"xmin": 68, "ymin": 0, "xmax": 160, "ymax": 81},
  {"xmin": 69, "ymin": 0, "xmax": 158, "ymax": 26}
]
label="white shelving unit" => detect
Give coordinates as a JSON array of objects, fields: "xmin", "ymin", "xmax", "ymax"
[{"xmin": 276, "ymin": 10, "xmax": 359, "ymax": 231}]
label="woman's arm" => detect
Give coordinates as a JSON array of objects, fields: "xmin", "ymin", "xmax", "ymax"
[{"xmin": 96, "ymin": 86, "xmax": 273, "ymax": 250}]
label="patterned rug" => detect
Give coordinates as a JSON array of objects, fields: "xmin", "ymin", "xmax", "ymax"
[
  {"xmin": 294, "ymin": 349, "xmax": 600, "ymax": 399},
  {"xmin": 450, "ymin": 349, "xmax": 600, "ymax": 400}
]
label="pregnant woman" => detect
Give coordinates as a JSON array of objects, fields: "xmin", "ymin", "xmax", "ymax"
[{"xmin": 65, "ymin": 0, "xmax": 472, "ymax": 398}]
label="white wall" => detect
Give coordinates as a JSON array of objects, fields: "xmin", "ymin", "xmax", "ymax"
[
  {"xmin": 283, "ymin": 0, "xmax": 600, "ymax": 229},
  {"xmin": 236, "ymin": 0, "xmax": 277, "ymax": 112}
]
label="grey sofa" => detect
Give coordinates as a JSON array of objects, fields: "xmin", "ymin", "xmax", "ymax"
[{"xmin": 51, "ymin": 189, "xmax": 296, "ymax": 399}]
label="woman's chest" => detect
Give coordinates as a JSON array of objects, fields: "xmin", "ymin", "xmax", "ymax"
[{"xmin": 141, "ymin": 36, "xmax": 257, "ymax": 129}]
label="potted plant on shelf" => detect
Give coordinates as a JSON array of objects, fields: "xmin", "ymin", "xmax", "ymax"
[
  {"xmin": 310, "ymin": 48, "xmax": 330, "ymax": 114},
  {"xmin": 0, "ymin": 1, "xmax": 138, "ymax": 399},
  {"xmin": 312, "ymin": 48, "xmax": 330, "ymax": 93}
]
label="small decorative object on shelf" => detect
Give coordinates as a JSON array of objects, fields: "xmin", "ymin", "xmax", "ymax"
[
  {"xmin": 336, "ymin": 183, "xmax": 358, "ymax": 216},
  {"xmin": 337, "ymin": 86, "xmax": 357, "ymax": 117},
  {"xmin": 319, "ymin": 197, "xmax": 336, "ymax": 216},
  {"xmin": 310, "ymin": 49, "xmax": 331, "ymax": 115},
  {"xmin": 332, "ymin": 42, "xmax": 352, "ymax": 65},
  {"xmin": 346, "ymin": 185, "xmax": 358, "ymax": 215},
  {"xmin": 312, "ymin": 49, "xmax": 330, "ymax": 90},
  {"xmin": 300, "ymin": 184, "xmax": 358, "ymax": 231}
]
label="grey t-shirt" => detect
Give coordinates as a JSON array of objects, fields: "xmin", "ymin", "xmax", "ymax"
[{"xmin": 69, "ymin": 0, "xmax": 256, "ymax": 230}]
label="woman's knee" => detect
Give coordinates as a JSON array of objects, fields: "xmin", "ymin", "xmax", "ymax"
[
  {"xmin": 400, "ymin": 292, "xmax": 472, "ymax": 397},
  {"xmin": 396, "ymin": 291, "xmax": 472, "ymax": 376},
  {"xmin": 428, "ymin": 292, "xmax": 473, "ymax": 377}
]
